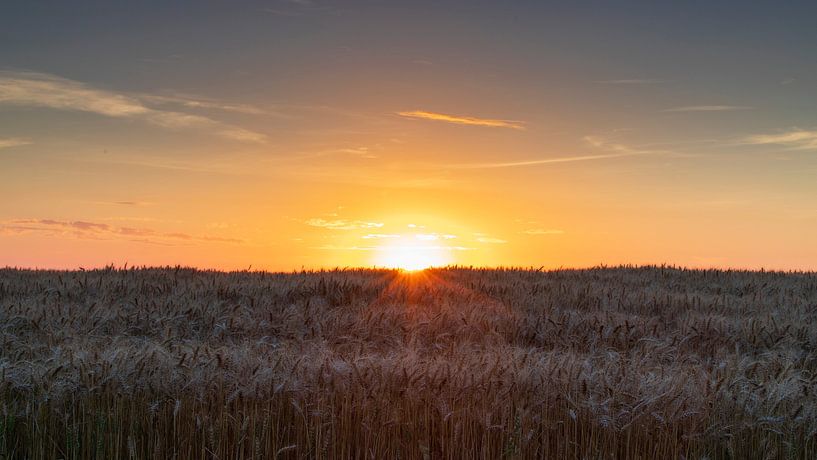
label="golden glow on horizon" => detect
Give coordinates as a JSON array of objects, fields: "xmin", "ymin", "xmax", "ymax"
[
  {"xmin": 372, "ymin": 237, "xmax": 452, "ymax": 271},
  {"xmin": 3, "ymin": 63, "xmax": 817, "ymax": 272}
]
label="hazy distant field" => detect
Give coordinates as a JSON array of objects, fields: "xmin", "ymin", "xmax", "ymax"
[{"xmin": 1, "ymin": 266, "xmax": 815, "ymax": 459}]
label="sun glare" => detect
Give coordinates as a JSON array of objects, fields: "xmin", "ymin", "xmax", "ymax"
[{"xmin": 373, "ymin": 240, "xmax": 450, "ymax": 271}]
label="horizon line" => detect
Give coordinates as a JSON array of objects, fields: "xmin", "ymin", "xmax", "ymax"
[{"xmin": 2, "ymin": 263, "xmax": 815, "ymax": 275}]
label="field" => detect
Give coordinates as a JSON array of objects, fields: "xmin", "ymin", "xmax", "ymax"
[{"xmin": 0, "ymin": 266, "xmax": 816, "ymax": 459}]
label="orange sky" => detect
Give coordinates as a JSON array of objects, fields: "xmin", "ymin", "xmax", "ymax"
[{"xmin": 2, "ymin": 2, "xmax": 817, "ymax": 271}]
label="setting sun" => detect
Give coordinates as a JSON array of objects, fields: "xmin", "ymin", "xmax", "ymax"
[{"xmin": 372, "ymin": 238, "xmax": 452, "ymax": 271}]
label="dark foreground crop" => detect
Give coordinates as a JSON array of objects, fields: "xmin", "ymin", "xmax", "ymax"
[{"xmin": 1, "ymin": 266, "xmax": 815, "ymax": 458}]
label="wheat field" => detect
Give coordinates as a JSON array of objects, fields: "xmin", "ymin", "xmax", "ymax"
[{"xmin": 0, "ymin": 266, "xmax": 815, "ymax": 459}]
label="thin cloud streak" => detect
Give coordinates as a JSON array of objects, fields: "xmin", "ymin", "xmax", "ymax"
[
  {"xmin": 361, "ymin": 233, "xmax": 400, "ymax": 239},
  {"xmin": 476, "ymin": 237, "xmax": 507, "ymax": 244},
  {"xmin": 0, "ymin": 71, "xmax": 266, "ymax": 143},
  {"xmin": 446, "ymin": 135, "xmax": 662, "ymax": 169},
  {"xmin": 662, "ymin": 105, "xmax": 751, "ymax": 112},
  {"xmin": 397, "ymin": 110, "xmax": 525, "ymax": 130},
  {"xmin": 1, "ymin": 219, "xmax": 242, "ymax": 245},
  {"xmin": 0, "ymin": 138, "xmax": 31, "ymax": 149},
  {"xmin": 104, "ymin": 201, "xmax": 153, "ymax": 207},
  {"xmin": 141, "ymin": 94, "xmax": 266, "ymax": 115},
  {"xmin": 741, "ymin": 129, "xmax": 817, "ymax": 150},
  {"xmin": 522, "ymin": 229, "xmax": 564, "ymax": 235},
  {"xmin": 446, "ymin": 152, "xmax": 649, "ymax": 169},
  {"xmin": 305, "ymin": 218, "xmax": 384, "ymax": 230}
]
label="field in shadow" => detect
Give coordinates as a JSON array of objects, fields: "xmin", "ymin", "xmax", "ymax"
[{"xmin": 1, "ymin": 266, "xmax": 815, "ymax": 458}]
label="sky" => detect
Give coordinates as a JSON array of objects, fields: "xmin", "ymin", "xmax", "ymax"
[{"xmin": 1, "ymin": 0, "xmax": 817, "ymax": 271}]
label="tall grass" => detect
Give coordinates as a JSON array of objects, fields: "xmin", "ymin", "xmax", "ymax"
[{"xmin": 0, "ymin": 265, "xmax": 815, "ymax": 458}]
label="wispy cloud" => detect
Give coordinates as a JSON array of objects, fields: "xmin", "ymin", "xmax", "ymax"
[
  {"xmin": 522, "ymin": 229, "xmax": 564, "ymax": 235},
  {"xmin": 447, "ymin": 152, "xmax": 645, "ymax": 169},
  {"xmin": 141, "ymin": 94, "xmax": 266, "ymax": 115},
  {"xmin": 261, "ymin": 8, "xmax": 302, "ymax": 16},
  {"xmin": 662, "ymin": 105, "xmax": 751, "ymax": 113},
  {"xmin": 476, "ymin": 237, "xmax": 507, "ymax": 244},
  {"xmin": 397, "ymin": 110, "xmax": 525, "ymax": 130},
  {"xmin": 0, "ymin": 138, "xmax": 30, "ymax": 149},
  {"xmin": 587, "ymin": 135, "xmax": 702, "ymax": 159},
  {"xmin": 110, "ymin": 201, "xmax": 144, "ymax": 206},
  {"xmin": 0, "ymin": 219, "xmax": 242, "ymax": 245},
  {"xmin": 305, "ymin": 218, "xmax": 384, "ymax": 230},
  {"xmin": 741, "ymin": 129, "xmax": 817, "ymax": 150},
  {"xmin": 418, "ymin": 233, "xmax": 457, "ymax": 240},
  {"xmin": 72, "ymin": 152, "xmax": 265, "ymax": 177},
  {"xmin": 89, "ymin": 200, "xmax": 154, "ymax": 207},
  {"xmin": 0, "ymin": 71, "xmax": 266, "ymax": 142},
  {"xmin": 582, "ymin": 135, "xmax": 662, "ymax": 155},
  {"xmin": 333, "ymin": 147, "xmax": 378, "ymax": 158},
  {"xmin": 360, "ymin": 232, "xmax": 457, "ymax": 241},
  {"xmin": 296, "ymin": 146, "xmax": 378, "ymax": 159},
  {"xmin": 445, "ymin": 135, "xmax": 661, "ymax": 169},
  {"xmin": 312, "ymin": 244, "xmax": 379, "ymax": 251}
]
